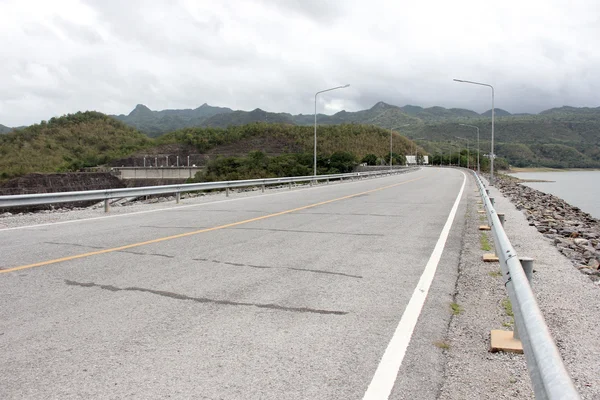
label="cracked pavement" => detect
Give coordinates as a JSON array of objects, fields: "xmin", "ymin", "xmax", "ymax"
[{"xmin": 0, "ymin": 168, "xmax": 468, "ymax": 399}]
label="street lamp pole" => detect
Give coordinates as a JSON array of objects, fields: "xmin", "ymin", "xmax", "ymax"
[
  {"xmin": 453, "ymin": 79, "xmax": 495, "ymax": 184},
  {"xmin": 390, "ymin": 124, "xmax": 410, "ymax": 170},
  {"xmin": 413, "ymin": 137, "xmax": 426, "ymax": 165},
  {"xmin": 455, "ymin": 136, "xmax": 469, "ymax": 169},
  {"xmin": 460, "ymin": 123, "xmax": 480, "ymax": 174},
  {"xmin": 390, "ymin": 128, "xmax": 393, "ymax": 171},
  {"xmin": 314, "ymin": 84, "xmax": 350, "ymax": 176}
]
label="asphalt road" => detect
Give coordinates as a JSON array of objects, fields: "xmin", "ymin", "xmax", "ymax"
[{"xmin": 0, "ymin": 167, "xmax": 469, "ymax": 399}]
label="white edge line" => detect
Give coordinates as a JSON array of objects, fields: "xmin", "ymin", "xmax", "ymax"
[
  {"xmin": 0, "ymin": 171, "xmax": 418, "ymax": 232},
  {"xmin": 362, "ymin": 170, "xmax": 467, "ymax": 400}
]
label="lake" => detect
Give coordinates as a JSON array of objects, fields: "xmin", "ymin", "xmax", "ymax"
[{"xmin": 508, "ymin": 170, "xmax": 600, "ymax": 219}]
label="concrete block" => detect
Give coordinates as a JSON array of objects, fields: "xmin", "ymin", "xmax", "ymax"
[
  {"xmin": 483, "ymin": 254, "xmax": 499, "ymax": 262},
  {"xmin": 490, "ymin": 330, "xmax": 523, "ymax": 354}
]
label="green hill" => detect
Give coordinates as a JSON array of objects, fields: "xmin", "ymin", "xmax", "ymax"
[
  {"xmin": 157, "ymin": 123, "xmax": 421, "ymax": 181},
  {"xmin": 0, "ymin": 111, "xmax": 151, "ymax": 181},
  {"xmin": 157, "ymin": 122, "xmax": 417, "ymax": 158},
  {"xmin": 112, "ymin": 103, "xmax": 233, "ymax": 137},
  {"xmin": 0, "ymin": 124, "xmax": 12, "ymax": 134}
]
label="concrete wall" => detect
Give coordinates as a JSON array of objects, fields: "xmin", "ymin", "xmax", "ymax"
[{"xmin": 113, "ymin": 167, "xmax": 204, "ymax": 180}]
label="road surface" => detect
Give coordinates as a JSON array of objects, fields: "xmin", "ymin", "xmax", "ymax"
[{"xmin": 0, "ymin": 167, "xmax": 469, "ymax": 399}]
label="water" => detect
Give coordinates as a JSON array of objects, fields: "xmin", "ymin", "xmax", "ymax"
[{"xmin": 508, "ymin": 171, "xmax": 600, "ymax": 219}]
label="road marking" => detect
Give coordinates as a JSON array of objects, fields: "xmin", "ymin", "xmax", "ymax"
[
  {"xmin": 0, "ymin": 176, "xmax": 424, "ymax": 274},
  {"xmin": 0, "ymin": 171, "xmax": 420, "ymax": 232},
  {"xmin": 362, "ymin": 171, "xmax": 466, "ymax": 400}
]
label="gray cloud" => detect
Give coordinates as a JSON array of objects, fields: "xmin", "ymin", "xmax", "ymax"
[{"xmin": 0, "ymin": 0, "xmax": 599, "ymax": 126}]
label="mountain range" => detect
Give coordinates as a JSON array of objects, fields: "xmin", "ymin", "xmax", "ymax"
[
  {"xmin": 0, "ymin": 124, "xmax": 13, "ymax": 134},
  {"xmin": 111, "ymin": 102, "xmax": 523, "ymax": 137},
  {"xmin": 2, "ymin": 101, "xmax": 599, "ymax": 169}
]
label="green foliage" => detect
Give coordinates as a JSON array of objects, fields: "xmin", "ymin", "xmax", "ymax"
[
  {"xmin": 0, "ymin": 111, "xmax": 151, "ymax": 182},
  {"xmin": 328, "ymin": 151, "xmax": 358, "ymax": 173},
  {"xmin": 158, "ymin": 123, "xmax": 416, "ymax": 162},
  {"xmin": 450, "ymin": 302, "xmax": 463, "ymax": 315},
  {"xmin": 502, "ymin": 298, "xmax": 514, "ymax": 317},
  {"xmin": 362, "ymin": 153, "xmax": 378, "ymax": 165},
  {"xmin": 193, "ymin": 151, "xmax": 349, "ymax": 182},
  {"xmin": 480, "ymin": 233, "xmax": 492, "ymax": 251},
  {"xmin": 384, "ymin": 152, "xmax": 407, "ymax": 166},
  {"xmin": 434, "ymin": 341, "xmax": 451, "ymax": 350}
]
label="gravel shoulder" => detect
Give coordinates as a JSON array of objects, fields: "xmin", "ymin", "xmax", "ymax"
[{"xmin": 439, "ymin": 174, "xmax": 599, "ymax": 399}]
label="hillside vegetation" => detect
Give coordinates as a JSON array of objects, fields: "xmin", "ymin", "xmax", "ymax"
[
  {"xmin": 0, "ymin": 114, "xmax": 423, "ymax": 183},
  {"xmin": 0, "ymin": 112, "xmax": 151, "ymax": 181},
  {"xmin": 111, "ymin": 101, "xmax": 600, "ymax": 168},
  {"xmin": 158, "ymin": 123, "xmax": 418, "ymax": 160}
]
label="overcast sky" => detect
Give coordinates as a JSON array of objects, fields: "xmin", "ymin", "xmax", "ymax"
[{"xmin": 1, "ymin": 0, "xmax": 599, "ymax": 126}]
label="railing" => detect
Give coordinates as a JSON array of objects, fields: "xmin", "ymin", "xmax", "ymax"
[
  {"xmin": 0, "ymin": 169, "xmax": 413, "ymax": 211},
  {"xmin": 474, "ymin": 172, "xmax": 580, "ymax": 400}
]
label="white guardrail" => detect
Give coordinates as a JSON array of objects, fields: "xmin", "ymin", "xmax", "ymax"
[
  {"xmin": 474, "ymin": 172, "xmax": 580, "ymax": 400},
  {"xmin": 0, "ymin": 169, "xmax": 413, "ymax": 211}
]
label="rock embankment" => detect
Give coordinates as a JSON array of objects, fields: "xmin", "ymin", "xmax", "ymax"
[{"xmin": 494, "ymin": 174, "xmax": 600, "ymax": 282}]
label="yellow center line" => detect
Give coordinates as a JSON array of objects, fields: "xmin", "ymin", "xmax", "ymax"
[{"xmin": 1, "ymin": 176, "xmax": 424, "ymax": 274}]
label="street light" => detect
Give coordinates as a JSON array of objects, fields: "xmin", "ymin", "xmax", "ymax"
[
  {"xmin": 453, "ymin": 79, "xmax": 495, "ymax": 184},
  {"xmin": 314, "ymin": 84, "xmax": 350, "ymax": 176},
  {"xmin": 413, "ymin": 137, "xmax": 426, "ymax": 165},
  {"xmin": 459, "ymin": 123, "xmax": 480, "ymax": 174},
  {"xmin": 390, "ymin": 124, "xmax": 411, "ymax": 170},
  {"xmin": 454, "ymin": 136, "xmax": 469, "ymax": 169}
]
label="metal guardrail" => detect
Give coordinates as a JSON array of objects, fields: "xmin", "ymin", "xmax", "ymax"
[
  {"xmin": 0, "ymin": 169, "xmax": 413, "ymax": 210},
  {"xmin": 474, "ymin": 172, "xmax": 580, "ymax": 400}
]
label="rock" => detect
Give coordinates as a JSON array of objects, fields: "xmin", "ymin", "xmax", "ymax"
[
  {"xmin": 560, "ymin": 228, "xmax": 574, "ymax": 236},
  {"xmin": 589, "ymin": 258, "xmax": 600, "ymax": 269},
  {"xmin": 574, "ymin": 238, "xmax": 589, "ymax": 246},
  {"xmin": 0, "ymin": 212, "xmax": 12, "ymax": 217},
  {"xmin": 580, "ymin": 268, "xmax": 594, "ymax": 275},
  {"xmin": 548, "ymin": 229, "xmax": 558, "ymax": 234}
]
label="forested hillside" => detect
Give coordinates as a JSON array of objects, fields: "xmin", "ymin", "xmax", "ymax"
[{"xmin": 0, "ymin": 112, "xmax": 151, "ymax": 181}]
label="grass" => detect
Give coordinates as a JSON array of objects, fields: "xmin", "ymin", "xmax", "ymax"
[
  {"xmin": 450, "ymin": 302, "xmax": 463, "ymax": 315},
  {"xmin": 434, "ymin": 341, "xmax": 450, "ymax": 350},
  {"xmin": 480, "ymin": 233, "xmax": 492, "ymax": 251},
  {"xmin": 502, "ymin": 298, "xmax": 514, "ymax": 317},
  {"xmin": 502, "ymin": 321, "xmax": 514, "ymax": 328},
  {"xmin": 508, "ymin": 167, "xmax": 566, "ymax": 173},
  {"xmin": 488, "ymin": 269, "xmax": 502, "ymax": 277}
]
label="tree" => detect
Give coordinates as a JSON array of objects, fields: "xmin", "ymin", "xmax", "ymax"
[{"xmin": 361, "ymin": 153, "xmax": 378, "ymax": 165}]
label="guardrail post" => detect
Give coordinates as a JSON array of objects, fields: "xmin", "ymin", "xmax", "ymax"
[
  {"xmin": 261, "ymin": 184, "xmax": 265, "ymax": 193},
  {"xmin": 498, "ymin": 213, "xmax": 505, "ymax": 226},
  {"xmin": 104, "ymin": 199, "xmax": 110, "ymax": 213},
  {"xmin": 511, "ymin": 258, "xmax": 533, "ymax": 342},
  {"xmin": 519, "ymin": 257, "xmax": 534, "ymax": 286},
  {"xmin": 490, "ymin": 197, "xmax": 495, "ymax": 207},
  {"xmin": 176, "ymin": 192, "xmax": 181, "ymax": 204},
  {"xmin": 226, "ymin": 187, "xmax": 230, "ymax": 197},
  {"xmin": 326, "ymin": 178, "xmax": 330, "ymax": 184},
  {"xmin": 289, "ymin": 182, "xmax": 292, "ymax": 190},
  {"xmin": 486, "ymin": 189, "xmax": 490, "ymax": 195},
  {"xmin": 310, "ymin": 180, "xmax": 313, "ymax": 187}
]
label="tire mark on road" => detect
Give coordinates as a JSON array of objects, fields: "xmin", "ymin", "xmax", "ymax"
[
  {"xmin": 45, "ymin": 241, "xmax": 104, "ymax": 249},
  {"xmin": 194, "ymin": 258, "xmax": 363, "ymax": 278},
  {"xmin": 65, "ymin": 279, "xmax": 348, "ymax": 315}
]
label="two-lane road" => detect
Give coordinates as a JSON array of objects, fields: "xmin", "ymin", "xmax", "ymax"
[{"xmin": 0, "ymin": 167, "xmax": 470, "ymax": 399}]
